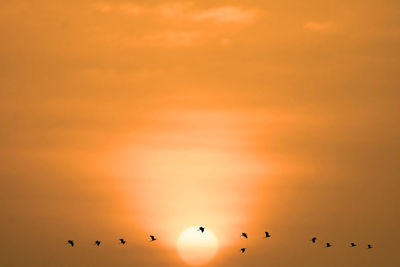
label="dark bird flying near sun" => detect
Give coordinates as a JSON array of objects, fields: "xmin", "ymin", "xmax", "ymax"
[
  {"xmin": 311, "ymin": 237, "xmax": 317, "ymax": 243},
  {"xmin": 66, "ymin": 240, "xmax": 74, "ymax": 247},
  {"xmin": 150, "ymin": 235, "xmax": 157, "ymax": 242},
  {"xmin": 94, "ymin": 240, "xmax": 101, "ymax": 246},
  {"xmin": 241, "ymin": 248, "xmax": 246, "ymax": 253},
  {"xmin": 241, "ymin": 233, "xmax": 248, "ymax": 239},
  {"xmin": 119, "ymin": 238, "xmax": 126, "ymax": 245},
  {"xmin": 326, "ymin": 242, "xmax": 332, "ymax": 247},
  {"xmin": 198, "ymin": 226, "xmax": 205, "ymax": 233},
  {"xmin": 350, "ymin": 242, "xmax": 357, "ymax": 247},
  {"xmin": 265, "ymin": 232, "xmax": 271, "ymax": 238}
]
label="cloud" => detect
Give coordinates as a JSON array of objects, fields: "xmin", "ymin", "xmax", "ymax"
[
  {"xmin": 91, "ymin": 2, "xmax": 258, "ymax": 47},
  {"xmin": 92, "ymin": 2, "xmax": 113, "ymax": 13},
  {"xmin": 118, "ymin": 3, "xmax": 143, "ymax": 15},
  {"xmin": 93, "ymin": 2, "xmax": 257, "ymax": 25},
  {"xmin": 141, "ymin": 31, "xmax": 200, "ymax": 47},
  {"xmin": 192, "ymin": 6, "xmax": 256, "ymax": 24},
  {"xmin": 156, "ymin": 2, "xmax": 194, "ymax": 18},
  {"xmin": 93, "ymin": 2, "xmax": 144, "ymax": 15},
  {"xmin": 156, "ymin": 3, "xmax": 257, "ymax": 25},
  {"xmin": 303, "ymin": 21, "xmax": 338, "ymax": 32}
]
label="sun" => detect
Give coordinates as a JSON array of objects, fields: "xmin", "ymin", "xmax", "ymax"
[{"xmin": 177, "ymin": 226, "xmax": 219, "ymax": 266}]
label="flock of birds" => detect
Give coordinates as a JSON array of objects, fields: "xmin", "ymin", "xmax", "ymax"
[
  {"xmin": 66, "ymin": 236, "xmax": 156, "ymax": 247},
  {"xmin": 237, "ymin": 231, "xmax": 373, "ymax": 253},
  {"xmin": 66, "ymin": 226, "xmax": 374, "ymax": 253}
]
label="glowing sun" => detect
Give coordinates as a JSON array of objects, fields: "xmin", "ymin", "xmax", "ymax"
[{"xmin": 177, "ymin": 226, "xmax": 219, "ymax": 266}]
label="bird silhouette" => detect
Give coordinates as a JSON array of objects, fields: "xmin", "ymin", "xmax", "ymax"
[
  {"xmin": 240, "ymin": 248, "xmax": 246, "ymax": 253},
  {"xmin": 198, "ymin": 226, "xmax": 205, "ymax": 233},
  {"xmin": 119, "ymin": 238, "xmax": 126, "ymax": 245},
  {"xmin": 350, "ymin": 242, "xmax": 357, "ymax": 247},
  {"xmin": 265, "ymin": 232, "xmax": 271, "ymax": 238},
  {"xmin": 311, "ymin": 237, "xmax": 317, "ymax": 243},
  {"xmin": 241, "ymin": 233, "xmax": 248, "ymax": 239},
  {"xmin": 94, "ymin": 240, "xmax": 101, "ymax": 246},
  {"xmin": 368, "ymin": 244, "xmax": 373, "ymax": 249},
  {"xmin": 66, "ymin": 240, "xmax": 74, "ymax": 247},
  {"xmin": 326, "ymin": 242, "xmax": 332, "ymax": 248},
  {"xmin": 150, "ymin": 235, "xmax": 157, "ymax": 242}
]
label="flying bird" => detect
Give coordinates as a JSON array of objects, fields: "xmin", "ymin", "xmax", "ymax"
[
  {"xmin": 265, "ymin": 232, "xmax": 271, "ymax": 238},
  {"xmin": 311, "ymin": 237, "xmax": 317, "ymax": 243},
  {"xmin": 326, "ymin": 243, "xmax": 332, "ymax": 248},
  {"xmin": 241, "ymin": 233, "xmax": 248, "ymax": 239},
  {"xmin": 119, "ymin": 238, "xmax": 126, "ymax": 245},
  {"xmin": 350, "ymin": 242, "xmax": 357, "ymax": 247},
  {"xmin": 94, "ymin": 240, "xmax": 101, "ymax": 246},
  {"xmin": 198, "ymin": 226, "xmax": 205, "ymax": 233},
  {"xmin": 240, "ymin": 248, "xmax": 246, "ymax": 253},
  {"xmin": 150, "ymin": 235, "xmax": 157, "ymax": 242},
  {"xmin": 66, "ymin": 240, "xmax": 74, "ymax": 247},
  {"xmin": 368, "ymin": 244, "xmax": 373, "ymax": 249}
]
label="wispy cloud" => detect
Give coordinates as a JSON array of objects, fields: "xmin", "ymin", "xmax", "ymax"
[
  {"xmin": 91, "ymin": 2, "xmax": 259, "ymax": 47},
  {"xmin": 92, "ymin": 2, "xmax": 113, "ymax": 13},
  {"xmin": 141, "ymin": 31, "xmax": 200, "ymax": 47},
  {"xmin": 303, "ymin": 21, "xmax": 339, "ymax": 33},
  {"xmin": 156, "ymin": 2, "xmax": 194, "ymax": 18},
  {"xmin": 118, "ymin": 3, "xmax": 143, "ymax": 15},
  {"xmin": 192, "ymin": 6, "xmax": 256, "ymax": 24},
  {"xmin": 93, "ymin": 2, "xmax": 144, "ymax": 15},
  {"xmin": 93, "ymin": 2, "xmax": 258, "ymax": 25}
]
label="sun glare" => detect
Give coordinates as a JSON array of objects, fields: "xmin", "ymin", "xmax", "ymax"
[{"xmin": 177, "ymin": 226, "xmax": 218, "ymax": 266}]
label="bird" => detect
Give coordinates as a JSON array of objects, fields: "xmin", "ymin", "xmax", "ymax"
[
  {"xmin": 265, "ymin": 232, "xmax": 271, "ymax": 238},
  {"xmin": 241, "ymin": 233, "xmax": 248, "ymax": 239},
  {"xmin": 119, "ymin": 238, "xmax": 126, "ymax": 245},
  {"xmin": 350, "ymin": 242, "xmax": 357, "ymax": 247},
  {"xmin": 240, "ymin": 248, "xmax": 246, "ymax": 253},
  {"xmin": 198, "ymin": 226, "xmax": 205, "ymax": 233},
  {"xmin": 150, "ymin": 235, "xmax": 157, "ymax": 242},
  {"xmin": 368, "ymin": 244, "xmax": 373, "ymax": 249},
  {"xmin": 311, "ymin": 237, "xmax": 317, "ymax": 243},
  {"xmin": 326, "ymin": 242, "xmax": 332, "ymax": 248},
  {"xmin": 66, "ymin": 240, "xmax": 74, "ymax": 247},
  {"xmin": 94, "ymin": 240, "xmax": 101, "ymax": 246}
]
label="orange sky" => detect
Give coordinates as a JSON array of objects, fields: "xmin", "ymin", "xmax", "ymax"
[{"xmin": 1, "ymin": 0, "xmax": 400, "ymax": 266}]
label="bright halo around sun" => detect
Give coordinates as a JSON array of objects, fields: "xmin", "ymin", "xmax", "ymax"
[{"xmin": 177, "ymin": 226, "xmax": 219, "ymax": 266}]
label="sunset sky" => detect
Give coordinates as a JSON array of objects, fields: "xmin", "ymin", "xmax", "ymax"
[{"xmin": 1, "ymin": 0, "xmax": 400, "ymax": 266}]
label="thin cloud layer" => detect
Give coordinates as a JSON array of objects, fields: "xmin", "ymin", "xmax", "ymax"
[
  {"xmin": 303, "ymin": 21, "xmax": 340, "ymax": 33},
  {"xmin": 93, "ymin": 2, "xmax": 258, "ymax": 24},
  {"xmin": 92, "ymin": 2, "xmax": 258, "ymax": 47},
  {"xmin": 191, "ymin": 6, "xmax": 257, "ymax": 24},
  {"xmin": 141, "ymin": 31, "xmax": 200, "ymax": 47}
]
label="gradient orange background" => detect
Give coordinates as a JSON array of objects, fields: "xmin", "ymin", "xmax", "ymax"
[{"xmin": 1, "ymin": 0, "xmax": 399, "ymax": 266}]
